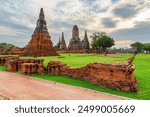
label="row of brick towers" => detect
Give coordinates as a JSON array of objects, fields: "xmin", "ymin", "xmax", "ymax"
[{"xmin": 57, "ymin": 25, "xmax": 90, "ymax": 52}]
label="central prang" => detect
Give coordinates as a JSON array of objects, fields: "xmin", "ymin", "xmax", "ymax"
[{"xmin": 24, "ymin": 8, "xmax": 58, "ymax": 56}]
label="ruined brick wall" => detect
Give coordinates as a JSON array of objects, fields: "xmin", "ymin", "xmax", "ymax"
[
  {"xmin": 0, "ymin": 56, "xmax": 44, "ymax": 73},
  {"xmin": 46, "ymin": 55, "xmax": 138, "ymax": 92},
  {"xmin": 0, "ymin": 56, "xmax": 19, "ymax": 66},
  {"xmin": 21, "ymin": 63, "xmax": 44, "ymax": 74},
  {"xmin": 0, "ymin": 57, "xmax": 6, "ymax": 66},
  {"xmin": 6, "ymin": 58, "xmax": 44, "ymax": 73},
  {"xmin": 10, "ymin": 48, "xmax": 25, "ymax": 55},
  {"xmin": 1, "ymin": 54, "xmax": 138, "ymax": 92}
]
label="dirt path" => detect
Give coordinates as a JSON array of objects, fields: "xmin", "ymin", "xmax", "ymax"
[
  {"xmin": 0, "ymin": 94, "xmax": 10, "ymax": 100},
  {"xmin": 0, "ymin": 71, "xmax": 128, "ymax": 100}
]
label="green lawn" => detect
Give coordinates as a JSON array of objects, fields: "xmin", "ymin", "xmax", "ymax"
[
  {"xmin": 132, "ymin": 54, "xmax": 150, "ymax": 99},
  {"xmin": 21, "ymin": 53, "xmax": 130, "ymax": 67},
  {"xmin": 0, "ymin": 66, "xmax": 7, "ymax": 71},
  {"xmin": 0, "ymin": 53, "xmax": 150, "ymax": 99}
]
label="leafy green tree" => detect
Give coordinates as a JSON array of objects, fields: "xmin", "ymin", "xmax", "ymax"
[
  {"xmin": 91, "ymin": 39, "xmax": 98, "ymax": 50},
  {"xmin": 130, "ymin": 42, "xmax": 143, "ymax": 53},
  {"xmin": 92, "ymin": 35, "xmax": 115, "ymax": 55},
  {"xmin": 0, "ymin": 43, "xmax": 15, "ymax": 49},
  {"xmin": 143, "ymin": 43, "xmax": 150, "ymax": 51}
]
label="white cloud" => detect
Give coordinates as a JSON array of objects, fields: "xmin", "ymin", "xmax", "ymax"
[
  {"xmin": 114, "ymin": 40, "xmax": 134, "ymax": 48},
  {"xmin": 0, "ymin": 0, "xmax": 150, "ymax": 47},
  {"xmin": 94, "ymin": 0, "xmax": 150, "ymax": 32},
  {"xmin": 0, "ymin": 26, "xmax": 18, "ymax": 36}
]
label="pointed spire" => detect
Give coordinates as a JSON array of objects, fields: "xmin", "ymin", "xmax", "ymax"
[
  {"xmin": 84, "ymin": 30, "xmax": 88, "ymax": 40},
  {"xmin": 57, "ymin": 36, "xmax": 61, "ymax": 49},
  {"xmin": 59, "ymin": 36, "xmax": 61, "ymax": 43},
  {"xmin": 39, "ymin": 8, "xmax": 45, "ymax": 19},
  {"xmin": 60, "ymin": 32, "xmax": 66, "ymax": 50},
  {"xmin": 62, "ymin": 32, "xmax": 65, "ymax": 41}
]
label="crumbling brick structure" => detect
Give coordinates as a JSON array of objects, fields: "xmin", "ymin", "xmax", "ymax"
[
  {"xmin": 21, "ymin": 63, "xmax": 44, "ymax": 74},
  {"xmin": 24, "ymin": 8, "xmax": 58, "ymax": 56},
  {"xmin": 67, "ymin": 25, "xmax": 90, "ymax": 53},
  {"xmin": 46, "ymin": 54, "xmax": 138, "ymax": 92},
  {"xmin": 10, "ymin": 48, "xmax": 25, "ymax": 55},
  {"xmin": 6, "ymin": 58, "xmax": 44, "ymax": 73},
  {"xmin": 0, "ymin": 54, "xmax": 138, "ymax": 92},
  {"xmin": 0, "ymin": 56, "xmax": 19, "ymax": 66}
]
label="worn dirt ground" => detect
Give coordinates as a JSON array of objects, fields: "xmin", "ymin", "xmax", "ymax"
[{"xmin": 0, "ymin": 71, "xmax": 128, "ymax": 100}]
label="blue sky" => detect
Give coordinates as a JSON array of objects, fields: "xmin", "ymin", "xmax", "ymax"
[{"xmin": 0, "ymin": 0, "xmax": 150, "ymax": 48}]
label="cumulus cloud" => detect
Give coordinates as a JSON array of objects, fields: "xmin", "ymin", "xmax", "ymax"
[
  {"xmin": 112, "ymin": 4, "xmax": 139, "ymax": 18},
  {"xmin": 110, "ymin": 21, "xmax": 150, "ymax": 43},
  {"xmin": 114, "ymin": 40, "xmax": 134, "ymax": 48},
  {"xmin": 101, "ymin": 18, "xmax": 117, "ymax": 28}
]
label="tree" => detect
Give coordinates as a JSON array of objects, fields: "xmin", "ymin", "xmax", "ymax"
[
  {"xmin": 0, "ymin": 43, "xmax": 15, "ymax": 49},
  {"xmin": 143, "ymin": 43, "xmax": 150, "ymax": 51},
  {"xmin": 130, "ymin": 42, "xmax": 143, "ymax": 53},
  {"xmin": 92, "ymin": 35, "xmax": 115, "ymax": 55},
  {"xmin": 91, "ymin": 39, "xmax": 99, "ymax": 51}
]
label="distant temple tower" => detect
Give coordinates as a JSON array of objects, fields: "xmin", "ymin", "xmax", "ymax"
[
  {"xmin": 59, "ymin": 32, "xmax": 67, "ymax": 51},
  {"xmin": 24, "ymin": 8, "xmax": 58, "ymax": 56},
  {"xmin": 56, "ymin": 37, "xmax": 61, "ymax": 50},
  {"xmin": 80, "ymin": 30, "xmax": 90, "ymax": 52},
  {"xmin": 68, "ymin": 25, "xmax": 81, "ymax": 51}
]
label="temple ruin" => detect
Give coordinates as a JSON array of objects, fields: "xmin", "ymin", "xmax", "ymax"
[
  {"xmin": 80, "ymin": 30, "xmax": 90, "ymax": 52},
  {"xmin": 68, "ymin": 25, "xmax": 81, "ymax": 52},
  {"xmin": 24, "ymin": 8, "xmax": 58, "ymax": 56},
  {"xmin": 56, "ymin": 25, "xmax": 91, "ymax": 53}
]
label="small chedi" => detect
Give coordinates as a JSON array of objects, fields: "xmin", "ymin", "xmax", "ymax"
[
  {"xmin": 80, "ymin": 30, "xmax": 90, "ymax": 52},
  {"xmin": 59, "ymin": 32, "xmax": 67, "ymax": 51},
  {"xmin": 0, "ymin": 54, "xmax": 138, "ymax": 92},
  {"xmin": 24, "ymin": 8, "xmax": 58, "ymax": 56}
]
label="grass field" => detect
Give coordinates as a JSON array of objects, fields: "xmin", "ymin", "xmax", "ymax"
[
  {"xmin": 132, "ymin": 54, "xmax": 150, "ymax": 99},
  {"xmin": 21, "ymin": 53, "xmax": 130, "ymax": 67},
  {"xmin": 0, "ymin": 53, "xmax": 150, "ymax": 99},
  {"xmin": 0, "ymin": 66, "xmax": 7, "ymax": 71}
]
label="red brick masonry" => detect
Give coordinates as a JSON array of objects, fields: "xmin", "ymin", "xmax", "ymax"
[
  {"xmin": 46, "ymin": 59, "xmax": 137, "ymax": 92},
  {"xmin": 0, "ymin": 54, "xmax": 138, "ymax": 92}
]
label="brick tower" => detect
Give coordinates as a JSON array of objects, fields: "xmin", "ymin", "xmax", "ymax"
[
  {"xmin": 24, "ymin": 8, "xmax": 58, "ymax": 56},
  {"xmin": 80, "ymin": 30, "xmax": 90, "ymax": 52},
  {"xmin": 59, "ymin": 32, "xmax": 67, "ymax": 51},
  {"xmin": 68, "ymin": 25, "xmax": 81, "ymax": 51}
]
